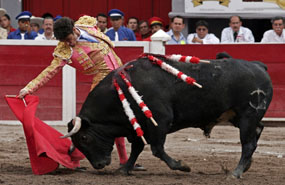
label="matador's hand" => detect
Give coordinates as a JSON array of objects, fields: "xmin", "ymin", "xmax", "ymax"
[{"xmin": 18, "ymin": 89, "xmax": 29, "ymax": 99}]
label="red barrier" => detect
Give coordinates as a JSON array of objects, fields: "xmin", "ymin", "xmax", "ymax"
[
  {"xmin": 166, "ymin": 44, "xmax": 285, "ymax": 118},
  {"xmin": 0, "ymin": 44, "xmax": 284, "ymax": 121},
  {"xmin": 0, "ymin": 45, "xmax": 144, "ymax": 121}
]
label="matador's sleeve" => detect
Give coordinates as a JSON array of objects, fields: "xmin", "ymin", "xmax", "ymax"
[{"xmin": 23, "ymin": 57, "xmax": 67, "ymax": 94}]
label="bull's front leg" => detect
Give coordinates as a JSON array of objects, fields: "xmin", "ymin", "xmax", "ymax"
[
  {"xmin": 117, "ymin": 138, "xmax": 144, "ymax": 175},
  {"xmin": 151, "ymin": 144, "xmax": 191, "ymax": 172}
]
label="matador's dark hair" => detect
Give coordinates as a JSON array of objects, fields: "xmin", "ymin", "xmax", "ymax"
[{"xmin": 54, "ymin": 17, "xmax": 74, "ymax": 41}]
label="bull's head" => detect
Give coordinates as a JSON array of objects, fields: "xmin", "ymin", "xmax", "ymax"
[{"xmin": 61, "ymin": 117, "xmax": 114, "ymax": 169}]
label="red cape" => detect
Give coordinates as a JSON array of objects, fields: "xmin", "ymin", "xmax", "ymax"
[{"xmin": 4, "ymin": 95, "xmax": 85, "ymax": 175}]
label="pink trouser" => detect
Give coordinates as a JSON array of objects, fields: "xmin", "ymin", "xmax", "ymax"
[{"xmin": 115, "ymin": 137, "xmax": 128, "ymax": 164}]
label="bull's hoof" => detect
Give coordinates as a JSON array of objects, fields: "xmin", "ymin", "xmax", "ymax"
[
  {"xmin": 132, "ymin": 164, "xmax": 147, "ymax": 171},
  {"xmin": 115, "ymin": 165, "xmax": 131, "ymax": 175},
  {"xmin": 178, "ymin": 160, "xmax": 191, "ymax": 172},
  {"xmin": 231, "ymin": 170, "xmax": 242, "ymax": 179}
]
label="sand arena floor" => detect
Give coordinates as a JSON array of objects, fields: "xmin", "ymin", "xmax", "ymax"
[{"xmin": 0, "ymin": 124, "xmax": 284, "ymax": 185}]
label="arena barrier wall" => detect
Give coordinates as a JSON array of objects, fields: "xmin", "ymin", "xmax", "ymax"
[{"xmin": 0, "ymin": 40, "xmax": 284, "ymax": 124}]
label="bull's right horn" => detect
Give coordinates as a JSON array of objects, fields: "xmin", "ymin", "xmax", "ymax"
[{"xmin": 60, "ymin": 117, "xmax": 82, "ymax": 138}]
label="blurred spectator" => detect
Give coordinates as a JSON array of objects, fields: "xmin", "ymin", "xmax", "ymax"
[
  {"xmin": 106, "ymin": 9, "xmax": 136, "ymax": 41},
  {"xmin": 127, "ymin": 16, "xmax": 140, "ymax": 40},
  {"xmin": 0, "ymin": 27, "xmax": 7, "ymax": 39},
  {"xmin": 166, "ymin": 16, "xmax": 187, "ymax": 44},
  {"xmin": 0, "ymin": 14, "xmax": 16, "ymax": 34},
  {"xmin": 0, "ymin": 8, "xmax": 6, "ymax": 16},
  {"xmin": 96, "ymin": 13, "xmax": 108, "ymax": 33},
  {"xmin": 221, "ymin": 16, "xmax": 254, "ymax": 43},
  {"xmin": 53, "ymin": 15, "xmax": 62, "ymax": 22},
  {"xmin": 261, "ymin": 16, "xmax": 285, "ymax": 43},
  {"xmin": 0, "ymin": 8, "xmax": 7, "ymax": 39},
  {"xmin": 35, "ymin": 17, "xmax": 55, "ymax": 40},
  {"xmin": 8, "ymin": 11, "xmax": 38, "ymax": 40},
  {"xmin": 137, "ymin": 20, "xmax": 151, "ymax": 41},
  {"xmin": 149, "ymin": 16, "xmax": 164, "ymax": 34},
  {"xmin": 30, "ymin": 16, "xmax": 43, "ymax": 33},
  {"xmin": 39, "ymin": 12, "xmax": 54, "ymax": 34},
  {"xmin": 143, "ymin": 16, "xmax": 164, "ymax": 41},
  {"xmin": 42, "ymin": 12, "xmax": 54, "ymax": 19},
  {"xmin": 187, "ymin": 20, "xmax": 219, "ymax": 44}
]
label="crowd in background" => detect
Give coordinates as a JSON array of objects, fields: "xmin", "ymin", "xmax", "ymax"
[{"xmin": 0, "ymin": 8, "xmax": 285, "ymax": 44}]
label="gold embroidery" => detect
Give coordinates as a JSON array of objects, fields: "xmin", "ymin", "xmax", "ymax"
[
  {"xmin": 75, "ymin": 16, "xmax": 97, "ymax": 27},
  {"xmin": 53, "ymin": 42, "xmax": 72, "ymax": 60}
]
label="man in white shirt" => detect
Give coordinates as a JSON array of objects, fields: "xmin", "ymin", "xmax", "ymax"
[
  {"xmin": 221, "ymin": 16, "xmax": 254, "ymax": 43},
  {"xmin": 167, "ymin": 16, "xmax": 187, "ymax": 44},
  {"xmin": 261, "ymin": 16, "xmax": 285, "ymax": 43},
  {"xmin": 187, "ymin": 20, "xmax": 219, "ymax": 44},
  {"xmin": 35, "ymin": 17, "xmax": 55, "ymax": 40}
]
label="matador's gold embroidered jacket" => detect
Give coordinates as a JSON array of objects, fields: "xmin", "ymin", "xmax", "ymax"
[{"xmin": 23, "ymin": 16, "xmax": 122, "ymax": 93}]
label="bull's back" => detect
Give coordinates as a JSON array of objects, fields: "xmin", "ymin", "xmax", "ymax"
[
  {"xmin": 126, "ymin": 58, "xmax": 272, "ymax": 130},
  {"xmin": 90, "ymin": 57, "xmax": 272, "ymax": 132}
]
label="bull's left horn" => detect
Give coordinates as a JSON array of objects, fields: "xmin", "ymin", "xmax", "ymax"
[{"xmin": 60, "ymin": 117, "xmax": 82, "ymax": 138}]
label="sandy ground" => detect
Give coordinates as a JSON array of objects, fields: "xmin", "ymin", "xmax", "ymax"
[{"xmin": 0, "ymin": 124, "xmax": 284, "ymax": 185}]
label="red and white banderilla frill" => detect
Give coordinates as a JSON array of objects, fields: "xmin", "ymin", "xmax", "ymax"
[
  {"xmin": 165, "ymin": 54, "xmax": 210, "ymax": 64},
  {"xmin": 119, "ymin": 72, "xmax": 158, "ymax": 126},
  {"xmin": 147, "ymin": 55, "xmax": 203, "ymax": 88},
  {"xmin": 113, "ymin": 79, "xmax": 147, "ymax": 145}
]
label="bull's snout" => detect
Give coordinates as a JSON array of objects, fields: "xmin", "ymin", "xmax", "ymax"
[
  {"xmin": 93, "ymin": 162, "xmax": 106, "ymax": 169},
  {"xmin": 92, "ymin": 156, "xmax": 111, "ymax": 169}
]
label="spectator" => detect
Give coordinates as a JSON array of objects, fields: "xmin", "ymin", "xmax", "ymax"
[
  {"xmin": 137, "ymin": 20, "xmax": 151, "ymax": 41},
  {"xmin": 30, "ymin": 16, "xmax": 43, "ymax": 33},
  {"xmin": 38, "ymin": 12, "xmax": 54, "ymax": 34},
  {"xmin": 261, "ymin": 16, "xmax": 285, "ymax": 43},
  {"xmin": 8, "ymin": 11, "xmax": 38, "ymax": 40},
  {"xmin": 106, "ymin": 9, "xmax": 136, "ymax": 41},
  {"xmin": 0, "ymin": 27, "xmax": 7, "ymax": 39},
  {"xmin": 187, "ymin": 20, "xmax": 219, "ymax": 44},
  {"xmin": 35, "ymin": 17, "xmax": 55, "ymax": 40},
  {"xmin": 53, "ymin": 15, "xmax": 62, "ymax": 22},
  {"xmin": 166, "ymin": 16, "xmax": 187, "ymax": 44},
  {"xmin": 0, "ymin": 11, "xmax": 16, "ymax": 35},
  {"xmin": 96, "ymin": 13, "xmax": 108, "ymax": 33},
  {"xmin": 143, "ymin": 16, "xmax": 164, "ymax": 41},
  {"xmin": 18, "ymin": 16, "xmax": 144, "ymax": 171},
  {"xmin": 149, "ymin": 16, "xmax": 164, "ymax": 34},
  {"xmin": 0, "ymin": 8, "xmax": 6, "ymax": 19},
  {"xmin": 0, "ymin": 8, "xmax": 7, "ymax": 39},
  {"xmin": 42, "ymin": 12, "xmax": 54, "ymax": 19},
  {"xmin": 127, "ymin": 16, "xmax": 140, "ymax": 40},
  {"xmin": 221, "ymin": 16, "xmax": 254, "ymax": 43}
]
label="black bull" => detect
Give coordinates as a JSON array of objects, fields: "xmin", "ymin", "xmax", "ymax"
[{"xmin": 64, "ymin": 55, "xmax": 273, "ymax": 178}]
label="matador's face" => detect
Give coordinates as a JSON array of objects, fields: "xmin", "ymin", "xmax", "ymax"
[{"xmin": 62, "ymin": 27, "xmax": 80, "ymax": 47}]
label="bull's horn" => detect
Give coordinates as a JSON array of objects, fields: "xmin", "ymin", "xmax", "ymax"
[{"xmin": 60, "ymin": 117, "xmax": 82, "ymax": 138}]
